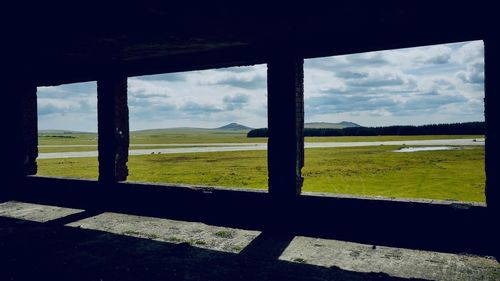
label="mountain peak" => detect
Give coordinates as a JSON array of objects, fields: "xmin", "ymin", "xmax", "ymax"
[
  {"xmin": 215, "ymin": 123, "xmax": 253, "ymax": 131},
  {"xmin": 338, "ymin": 121, "xmax": 362, "ymax": 127}
]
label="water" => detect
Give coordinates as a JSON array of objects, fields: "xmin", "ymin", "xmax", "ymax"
[{"xmin": 393, "ymin": 146, "xmax": 459, "ymax": 153}]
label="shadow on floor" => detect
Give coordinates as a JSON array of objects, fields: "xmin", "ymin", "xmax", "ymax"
[
  {"xmin": 11, "ymin": 178, "xmax": 499, "ymax": 259},
  {"xmin": 0, "ymin": 215, "xmax": 426, "ymax": 281}
]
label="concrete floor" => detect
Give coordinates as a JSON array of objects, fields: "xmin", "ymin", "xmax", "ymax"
[{"xmin": 0, "ymin": 201, "xmax": 498, "ymax": 281}]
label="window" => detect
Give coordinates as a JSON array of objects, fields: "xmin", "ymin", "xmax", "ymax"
[
  {"xmin": 36, "ymin": 82, "xmax": 98, "ymax": 180},
  {"xmin": 302, "ymin": 41, "xmax": 485, "ymax": 203},
  {"xmin": 126, "ymin": 65, "xmax": 269, "ymax": 189}
]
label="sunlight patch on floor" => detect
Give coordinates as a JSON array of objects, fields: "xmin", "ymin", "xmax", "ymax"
[
  {"xmin": 0, "ymin": 201, "xmax": 84, "ymax": 222},
  {"xmin": 66, "ymin": 212, "xmax": 261, "ymax": 253},
  {"xmin": 279, "ymin": 236, "xmax": 499, "ymax": 281}
]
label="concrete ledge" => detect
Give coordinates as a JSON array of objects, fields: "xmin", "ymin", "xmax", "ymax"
[{"xmin": 11, "ymin": 175, "xmax": 495, "ymax": 258}]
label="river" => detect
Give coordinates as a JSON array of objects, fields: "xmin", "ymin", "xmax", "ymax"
[{"xmin": 37, "ymin": 138, "xmax": 484, "ymax": 159}]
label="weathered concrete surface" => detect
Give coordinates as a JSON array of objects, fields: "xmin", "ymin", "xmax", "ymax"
[
  {"xmin": 280, "ymin": 236, "xmax": 499, "ymax": 281},
  {"xmin": 97, "ymin": 76, "xmax": 129, "ymax": 182},
  {"xmin": 267, "ymin": 57, "xmax": 304, "ymax": 196},
  {"xmin": 0, "ymin": 201, "xmax": 498, "ymax": 281},
  {"xmin": 66, "ymin": 212, "xmax": 261, "ymax": 254},
  {"xmin": 0, "ymin": 201, "xmax": 83, "ymax": 222}
]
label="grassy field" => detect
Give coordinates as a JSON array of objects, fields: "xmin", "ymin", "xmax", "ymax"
[
  {"xmin": 37, "ymin": 141, "xmax": 485, "ymax": 202},
  {"xmin": 38, "ymin": 130, "xmax": 483, "ymax": 153},
  {"xmin": 38, "ymin": 133, "xmax": 98, "ymax": 145},
  {"xmin": 302, "ymin": 146, "xmax": 484, "ymax": 202},
  {"xmin": 131, "ymin": 128, "xmax": 265, "ymax": 144},
  {"xmin": 39, "ymin": 129, "xmax": 263, "ymax": 146},
  {"xmin": 38, "ymin": 145, "xmax": 214, "ymax": 153},
  {"xmin": 38, "ymin": 130, "xmax": 263, "ymax": 153}
]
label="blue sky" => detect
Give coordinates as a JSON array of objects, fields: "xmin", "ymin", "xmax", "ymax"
[{"xmin": 37, "ymin": 40, "xmax": 484, "ymax": 132}]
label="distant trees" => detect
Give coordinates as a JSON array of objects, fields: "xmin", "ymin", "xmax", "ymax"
[
  {"xmin": 247, "ymin": 128, "xmax": 269, "ymax": 138},
  {"xmin": 247, "ymin": 122, "xmax": 485, "ymax": 138}
]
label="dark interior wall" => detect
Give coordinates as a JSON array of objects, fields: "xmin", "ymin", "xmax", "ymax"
[
  {"xmin": 3, "ymin": 2, "xmax": 494, "ymax": 86},
  {"xmin": 485, "ymin": 37, "xmax": 500, "ymax": 245},
  {"xmin": 2, "ymin": 80, "xmax": 26, "ymax": 196},
  {"xmin": 0, "ymin": 1, "xmax": 498, "ymax": 257},
  {"xmin": 1, "ymin": 74, "xmax": 37, "ymax": 198}
]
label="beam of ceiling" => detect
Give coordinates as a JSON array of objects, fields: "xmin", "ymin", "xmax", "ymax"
[{"xmin": 4, "ymin": 1, "xmax": 495, "ymax": 86}]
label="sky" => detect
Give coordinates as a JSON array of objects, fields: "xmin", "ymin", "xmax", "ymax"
[{"xmin": 37, "ymin": 40, "xmax": 484, "ymax": 132}]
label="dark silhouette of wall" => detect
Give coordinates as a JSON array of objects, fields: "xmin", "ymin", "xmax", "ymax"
[{"xmin": 1, "ymin": 2, "xmax": 498, "ymax": 266}]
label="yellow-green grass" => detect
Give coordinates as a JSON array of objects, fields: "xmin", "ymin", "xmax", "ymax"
[
  {"xmin": 40, "ymin": 133, "xmax": 481, "ymax": 146},
  {"xmin": 38, "ymin": 130, "xmax": 262, "ymax": 146},
  {"xmin": 130, "ymin": 129, "xmax": 264, "ymax": 144},
  {"xmin": 36, "ymin": 145, "xmax": 485, "ymax": 202},
  {"xmin": 302, "ymin": 146, "xmax": 484, "ymax": 202},
  {"xmin": 38, "ymin": 133, "xmax": 97, "ymax": 145},
  {"xmin": 38, "ymin": 145, "xmax": 209, "ymax": 153},
  {"xmin": 37, "ymin": 157, "xmax": 99, "ymax": 180},
  {"xmin": 38, "ymin": 146, "xmax": 98, "ymax": 153}
]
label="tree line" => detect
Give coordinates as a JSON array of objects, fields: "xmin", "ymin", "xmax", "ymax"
[{"xmin": 247, "ymin": 121, "xmax": 485, "ymax": 138}]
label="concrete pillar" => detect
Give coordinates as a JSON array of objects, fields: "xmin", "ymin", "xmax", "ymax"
[
  {"xmin": 2, "ymin": 78, "xmax": 37, "ymax": 197},
  {"xmin": 22, "ymin": 81, "xmax": 38, "ymax": 176},
  {"xmin": 485, "ymin": 38, "xmax": 499, "ymax": 215},
  {"xmin": 8, "ymin": 79, "xmax": 37, "ymax": 177},
  {"xmin": 97, "ymin": 76, "xmax": 129, "ymax": 183},
  {"xmin": 267, "ymin": 56, "xmax": 304, "ymax": 197}
]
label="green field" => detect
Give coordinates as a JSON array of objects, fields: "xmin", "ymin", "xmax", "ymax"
[
  {"xmin": 38, "ymin": 129, "xmax": 264, "ymax": 147},
  {"xmin": 36, "ymin": 132, "xmax": 486, "ymax": 203},
  {"xmin": 38, "ymin": 130, "xmax": 482, "ymax": 153}
]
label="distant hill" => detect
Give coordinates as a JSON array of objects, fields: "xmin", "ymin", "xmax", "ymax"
[
  {"xmin": 132, "ymin": 127, "xmax": 210, "ymax": 134},
  {"xmin": 132, "ymin": 123, "xmax": 253, "ymax": 134},
  {"xmin": 214, "ymin": 123, "xmax": 253, "ymax": 131},
  {"xmin": 305, "ymin": 121, "xmax": 362, "ymax": 129}
]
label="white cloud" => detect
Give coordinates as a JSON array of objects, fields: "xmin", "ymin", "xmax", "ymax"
[
  {"xmin": 128, "ymin": 78, "xmax": 172, "ymax": 98},
  {"xmin": 126, "ymin": 65, "xmax": 268, "ymax": 130},
  {"xmin": 37, "ymin": 41, "xmax": 484, "ymax": 131},
  {"xmin": 451, "ymin": 40, "xmax": 484, "ymax": 64},
  {"xmin": 37, "ymin": 82, "xmax": 97, "ymax": 132},
  {"xmin": 304, "ymin": 40, "xmax": 484, "ymax": 126}
]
